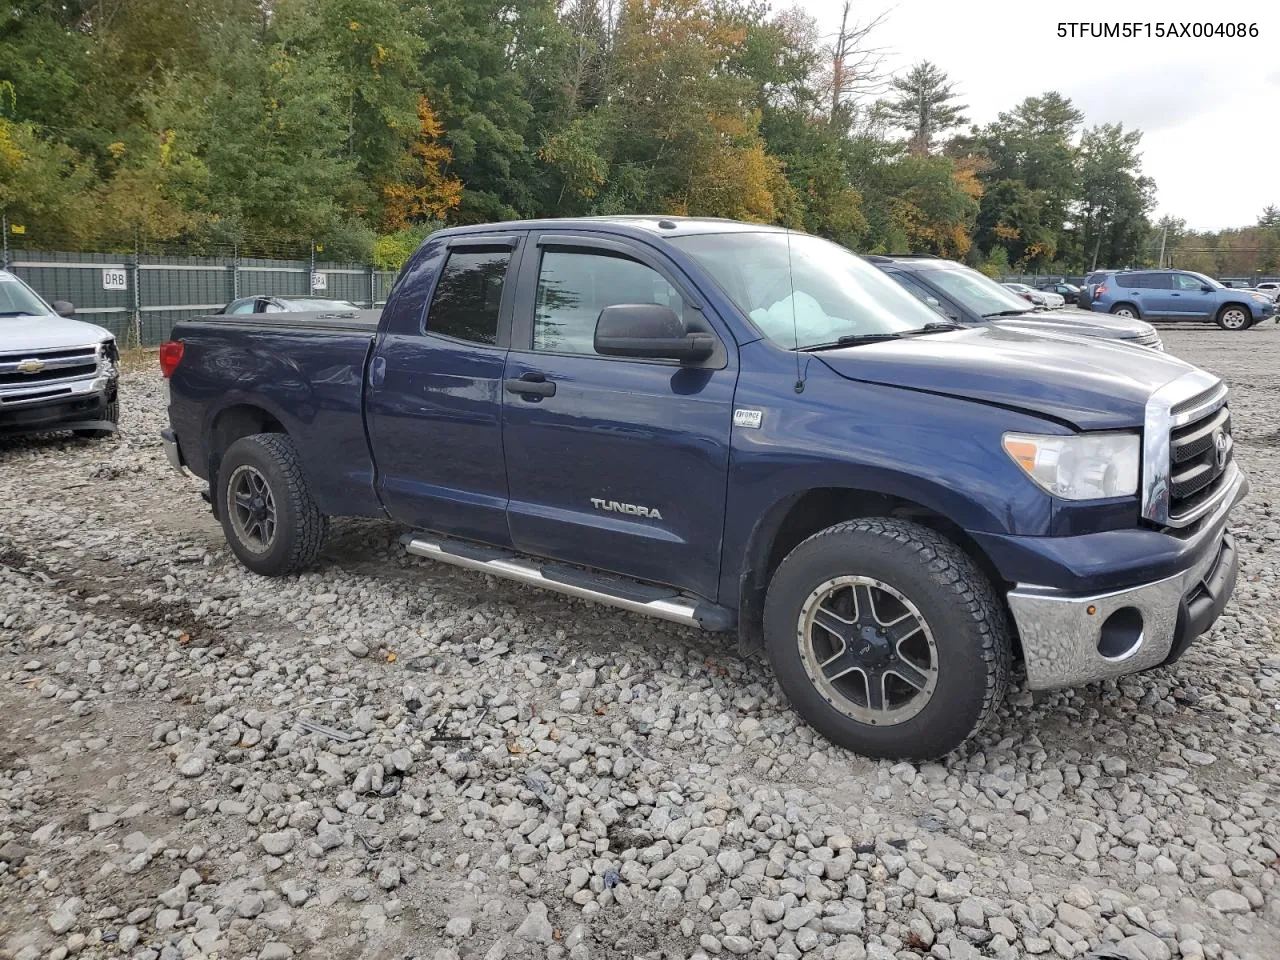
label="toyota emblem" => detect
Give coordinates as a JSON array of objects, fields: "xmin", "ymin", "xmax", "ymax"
[{"xmin": 1213, "ymin": 429, "xmax": 1228, "ymax": 470}]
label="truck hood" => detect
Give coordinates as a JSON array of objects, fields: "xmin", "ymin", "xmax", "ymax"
[
  {"xmin": 0, "ymin": 314, "xmax": 114, "ymax": 352},
  {"xmin": 816, "ymin": 324, "xmax": 1198, "ymax": 431},
  {"xmin": 990, "ymin": 309, "xmax": 1155, "ymax": 340}
]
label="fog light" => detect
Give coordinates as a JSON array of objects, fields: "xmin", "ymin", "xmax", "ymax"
[{"xmin": 1097, "ymin": 607, "xmax": 1144, "ymax": 660}]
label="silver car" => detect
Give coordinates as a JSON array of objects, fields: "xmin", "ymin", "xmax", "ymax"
[{"xmin": 0, "ymin": 270, "xmax": 119, "ymax": 438}]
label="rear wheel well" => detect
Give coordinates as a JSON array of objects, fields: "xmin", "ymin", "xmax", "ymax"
[
  {"xmin": 738, "ymin": 488, "xmax": 1012, "ymax": 656},
  {"xmin": 206, "ymin": 405, "xmax": 285, "ymax": 516}
]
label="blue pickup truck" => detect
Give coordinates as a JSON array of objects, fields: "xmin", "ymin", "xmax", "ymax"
[{"xmin": 160, "ymin": 217, "xmax": 1247, "ymax": 760}]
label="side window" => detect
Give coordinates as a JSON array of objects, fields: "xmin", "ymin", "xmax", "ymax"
[
  {"xmin": 261, "ymin": 300, "xmax": 286, "ymax": 313},
  {"xmin": 1118, "ymin": 273, "xmax": 1149, "ymax": 289},
  {"xmin": 533, "ymin": 250, "xmax": 683, "ymax": 355},
  {"xmin": 1174, "ymin": 274, "xmax": 1202, "ymax": 291},
  {"xmin": 890, "ymin": 273, "xmax": 949, "ymax": 316},
  {"xmin": 230, "ymin": 300, "xmax": 257, "ymax": 315},
  {"xmin": 425, "ymin": 248, "xmax": 511, "ymax": 345}
]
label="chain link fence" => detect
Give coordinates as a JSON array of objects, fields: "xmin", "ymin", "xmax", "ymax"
[{"xmin": 1, "ymin": 248, "xmax": 399, "ymax": 347}]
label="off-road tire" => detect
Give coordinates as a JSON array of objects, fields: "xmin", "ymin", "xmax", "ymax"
[
  {"xmin": 216, "ymin": 433, "xmax": 328, "ymax": 576},
  {"xmin": 73, "ymin": 397, "xmax": 118, "ymax": 439},
  {"xmin": 763, "ymin": 517, "xmax": 1011, "ymax": 760},
  {"xmin": 1216, "ymin": 304, "xmax": 1252, "ymax": 331}
]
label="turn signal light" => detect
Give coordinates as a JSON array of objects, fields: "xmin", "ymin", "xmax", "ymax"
[{"xmin": 159, "ymin": 340, "xmax": 185, "ymax": 378}]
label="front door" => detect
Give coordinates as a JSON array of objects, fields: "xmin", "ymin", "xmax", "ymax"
[
  {"xmin": 500, "ymin": 232, "xmax": 737, "ymax": 600},
  {"xmin": 366, "ymin": 234, "xmax": 523, "ymax": 545},
  {"xmin": 1170, "ymin": 273, "xmax": 1213, "ymax": 318}
]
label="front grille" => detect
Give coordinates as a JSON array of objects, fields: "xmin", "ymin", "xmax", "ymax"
[
  {"xmin": 1168, "ymin": 403, "xmax": 1233, "ymax": 523},
  {"xmin": 0, "ymin": 347, "xmax": 99, "ymax": 389},
  {"xmin": 0, "ymin": 362, "xmax": 98, "ymax": 386}
]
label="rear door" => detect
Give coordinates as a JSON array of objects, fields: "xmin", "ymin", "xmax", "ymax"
[
  {"xmin": 1134, "ymin": 272, "xmax": 1176, "ymax": 317},
  {"xmin": 366, "ymin": 233, "xmax": 523, "ymax": 545},
  {"xmin": 500, "ymin": 231, "xmax": 736, "ymax": 600}
]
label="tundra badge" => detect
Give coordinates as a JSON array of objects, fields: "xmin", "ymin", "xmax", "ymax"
[{"xmin": 590, "ymin": 498, "xmax": 663, "ymax": 520}]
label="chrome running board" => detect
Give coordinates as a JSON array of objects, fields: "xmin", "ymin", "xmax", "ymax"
[{"xmin": 401, "ymin": 534, "xmax": 734, "ymax": 631}]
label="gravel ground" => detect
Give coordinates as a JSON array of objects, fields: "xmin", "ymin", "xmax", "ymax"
[{"xmin": 1, "ymin": 324, "xmax": 1278, "ymax": 960}]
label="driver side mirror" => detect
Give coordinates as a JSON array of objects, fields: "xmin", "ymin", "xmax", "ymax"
[
  {"xmin": 1200, "ymin": 284, "xmax": 1212, "ymax": 293},
  {"xmin": 52, "ymin": 300, "xmax": 75, "ymax": 318},
  {"xmin": 594, "ymin": 304, "xmax": 716, "ymax": 362}
]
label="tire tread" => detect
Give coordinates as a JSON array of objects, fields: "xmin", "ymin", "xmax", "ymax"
[
  {"xmin": 226, "ymin": 433, "xmax": 328, "ymax": 575},
  {"xmin": 766, "ymin": 517, "xmax": 1011, "ymax": 758}
]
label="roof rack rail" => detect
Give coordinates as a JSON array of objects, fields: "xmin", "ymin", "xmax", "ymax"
[{"xmin": 881, "ymin": 253, "xmax": 938, "ymax": 258}]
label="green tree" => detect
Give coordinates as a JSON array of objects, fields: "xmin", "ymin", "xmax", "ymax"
[
  {"xmin": 881, "ymin": 60, "xmax": 967, "ymax": 156},
  {"xmin": 1075, "ymin": 123, "xmax": 1155, "ymax": 270}
]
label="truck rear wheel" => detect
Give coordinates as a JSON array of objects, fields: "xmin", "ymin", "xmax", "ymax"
[
  {"xmin": 763, "ymin": 518, "xmax": 1010, "ymax": 760},
  {"xmin": 216, "ymin": 433, "xmax": 328, "ymax": 576}
]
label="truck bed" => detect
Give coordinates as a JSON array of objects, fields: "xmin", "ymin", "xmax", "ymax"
[{"xmin": 166, "ymin": 310, "xmax": 383, "ymax": 518}]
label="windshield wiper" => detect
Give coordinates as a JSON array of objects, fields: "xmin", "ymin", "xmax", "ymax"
[
  {"xmin": 799, "ymin": 332, "xmax": 904, "ymax": 351},
  {"xmin": 981, "ymin": 309, "xmax": 1032, "ymax": 318},
  {"xmin": 901, "ymin": 321, "xmax": 963, "ymax": 335}
]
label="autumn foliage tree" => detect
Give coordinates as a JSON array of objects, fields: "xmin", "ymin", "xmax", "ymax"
[{"xmin": 380, "ymin": 96, "xmax": 462, "ymax": 231}]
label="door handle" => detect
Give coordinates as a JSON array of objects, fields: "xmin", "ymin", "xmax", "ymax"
[
  {"xmin": 370, "ymin": 356, "xmax": 386, "ymax": 387},
  {"xmin": 504, "ymin": 373, "xmax": 556, "ymax": 398}
]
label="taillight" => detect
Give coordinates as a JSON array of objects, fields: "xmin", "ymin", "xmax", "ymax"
[
  {"xmin": 1095, "ymin": 283, "xmax": 1108, "ymax": 296},
  {"xmin": 159, "ymin": 340, "xmax": 185, "ymax": 378}
]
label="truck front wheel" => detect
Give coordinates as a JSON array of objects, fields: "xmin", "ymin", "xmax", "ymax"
[
  {"xmin": 216, "ymin": 433, "xmax": 328, "ymax": 576},
  {"xmin": 763, "ymin": 518, "xmax": 1010, "ymax": 760}
]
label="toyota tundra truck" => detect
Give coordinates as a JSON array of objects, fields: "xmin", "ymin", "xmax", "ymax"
[
  {"xmin": 158, "ymin": 218, "xmax": 1247, "ymax": 760},
  {"xmin": 1, "ymin": 270, "xmax": 119, "ymax": 438}
]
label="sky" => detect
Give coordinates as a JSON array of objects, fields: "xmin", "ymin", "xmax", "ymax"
[{"xmin": 794, "ymin": 0, "xmax": 1280, "ymax": 231}]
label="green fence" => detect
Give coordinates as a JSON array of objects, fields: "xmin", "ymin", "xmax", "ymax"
[{"xmin": 3, "ymin": 250, "xmax": 399, "ymax": 346}]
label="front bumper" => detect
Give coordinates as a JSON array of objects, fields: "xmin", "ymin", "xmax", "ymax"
[
  {"xmin": 1008, "ymin": 530, "xmax": 1236, "ymax": 689},
  {"xmin": 1004, "ymin": 463, "xmax": 1246, "ymax": 689},
  {"xmin": 0, "ymin": 384, "xmax": 116, "ymax": 436}
]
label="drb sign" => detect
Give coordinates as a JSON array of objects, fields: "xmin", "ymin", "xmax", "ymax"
[
  {"xmin": 102, "ymin": 268, "xmax": 128, "ymax": 291},
  {"xmin": 310, "ymin": 272, "xmax": 327, "ymax": 292}
]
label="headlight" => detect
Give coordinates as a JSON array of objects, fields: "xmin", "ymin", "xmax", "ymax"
[
  {"xmin": 1251, "ymin": 294, "xmax": 1270, "ymax": 304},
  {"xmin": 1002, "ymin": 431, "xmax": 1140, "ymax": 500}
]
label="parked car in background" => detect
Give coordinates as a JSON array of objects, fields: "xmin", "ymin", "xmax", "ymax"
[
  {"xmin": 1002, "ymin": 282, "xmax": 1064, "ymax": 309},
  {"xmin": 870, "ymin": 256, "xmax": 1163, "ymax": 349},
  {"xmin": 1077, "ymin": 271, "xmax": 1113, "ymax": 312},
  {"xmin": 0, "ymin": 270, "xmax": 119, "ymax": 439},
  {"xmin": 1090, "ymin": 269, "xmax": 1277, "ymax": 330},
  {"xmin": 219, "ymin": 296, "xmax": 359, "ymax": 315},
  {"xmin": 1253, "ymin": 281, "xmax": 1280, "ymax": 301},
  {"xmin": 160, "ymin": 217, "xmax": 1245, "ymax": 760},
  {"xmin": 1036, "ymin": 281, "xmax": 1080, "ymax": 304}
]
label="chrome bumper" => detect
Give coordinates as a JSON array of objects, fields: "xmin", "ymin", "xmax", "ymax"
[
  {"xmin": 1008, "ymin": 466, "xmax": 1246, "ymax": 690},
  {"xmin": 160, "ymin": 428, "xmax": 187, "ymax": 477}
]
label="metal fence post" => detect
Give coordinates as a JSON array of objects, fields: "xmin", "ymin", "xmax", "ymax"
[
  {"xmin": 128, "ymin": 253, "xmax": 142, "ymax": 348},
  {"xmin": 1, "ymin": 212, "xmax": 8, "ymax": 269},
  {"xmin": 368, "ymin": 263, "xmax": 377, "ymax": 308}
]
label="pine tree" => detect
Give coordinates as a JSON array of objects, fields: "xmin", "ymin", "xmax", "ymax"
[{"xmin": 882, "ymin": 61, "xmax": 967, "ymax": 156}]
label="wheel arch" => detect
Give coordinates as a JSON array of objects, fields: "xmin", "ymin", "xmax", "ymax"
[
  {"xmin": 1217, "ymin": 301, "xmax": 1254, "ymax": 326},
  {"xmin": 735, "ymin": 486, "xmax": 1012, "ymax": 657},
  {"xmin": 204, "ymin": 402, "xmax": 288, "ymax": 518}
]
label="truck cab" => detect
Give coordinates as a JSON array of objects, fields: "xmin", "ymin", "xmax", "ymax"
[{"xmin": 160, "ymin": 218, "xmax": 1246, "ymax": 760}]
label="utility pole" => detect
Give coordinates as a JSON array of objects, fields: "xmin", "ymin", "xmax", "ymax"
[{"xmin": 1158, "ymin": 222, "xmax": 1168, "ymax": 269}]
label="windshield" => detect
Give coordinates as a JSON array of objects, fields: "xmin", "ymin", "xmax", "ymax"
[
  {"xmin": 1187, "ymin": 272, "xmax": 1222, "ymax": 290},
  {"xmin": 669, "ymin": 232, "xmax": 942, "ymax": 349},
  {"xmin": 922, "ymin": 266, "xmax": 1033, "ymax": 317},
  {"xmin": 0, "ymin": 273, "xmax": 53, "ymax": 317}
]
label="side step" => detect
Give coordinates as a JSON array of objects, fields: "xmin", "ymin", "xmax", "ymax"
[{"xmin": 401, "ymin": 534, "xmax": 735, "ymax": 632}]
